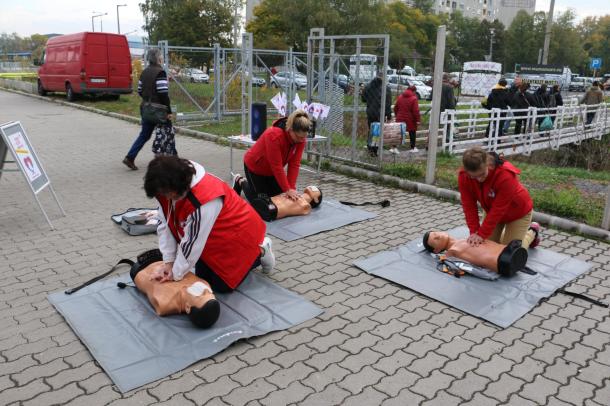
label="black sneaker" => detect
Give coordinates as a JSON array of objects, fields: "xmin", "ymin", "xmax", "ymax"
[{"xmin": 231, "ymin": 172, "xmax": 242, "ymax": 195}]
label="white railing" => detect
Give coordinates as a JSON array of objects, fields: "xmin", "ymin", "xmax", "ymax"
[{"xmin": 440, "ymin": 99, "xmax": 609, "ymax": 156}]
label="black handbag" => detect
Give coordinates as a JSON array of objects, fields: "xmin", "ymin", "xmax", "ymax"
[{"xmin": 141, "ymin": 100, "xmax": 168, "ymax": 124}]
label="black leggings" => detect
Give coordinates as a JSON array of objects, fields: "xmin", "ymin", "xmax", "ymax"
[
  {"xmin": 408, "ymin": 130, "xmax": 416, "ymax": 148},
  {"xmin": 243, "ymin": 164, "xmax": 283, "ymax": 200},
  {"xmin": 195, "ymin": 257, "xmax": 261, "ymax": 293}
]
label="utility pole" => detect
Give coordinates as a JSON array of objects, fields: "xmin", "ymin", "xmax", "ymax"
[
  {"xmin": 542, "ymin": 0, "xmax": 555, "ymax": 64},
  {"xmin": 489, "ymin": 28, "xmax": 495, "ymax": 61},
  {"xmin": 91, "ymin": 12, "xmax": 107, "ymax": 32},
  {"xmin": 116, "ymin": 4, "xmax": 127, "ymax": 34}
]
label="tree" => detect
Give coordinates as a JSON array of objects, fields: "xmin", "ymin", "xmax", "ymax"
[
  {"xmin": 548, "ymin": 10, "xmax": 586, "ymax": 71},
  {"xmin": 579, "ymin": 16, "xmax": 610, "ymax": 76},
  {"xmin": 140, "ymin": 0, "xmax": 235, "ymax": 47},
  {"xmin": 504, "ymin": 10, "xmax": 540, "ymax": 72}
]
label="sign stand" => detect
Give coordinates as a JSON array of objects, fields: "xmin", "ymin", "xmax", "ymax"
[{"xmin": 0, "ymin": 121, "xmax": 66, "ymax": 230}]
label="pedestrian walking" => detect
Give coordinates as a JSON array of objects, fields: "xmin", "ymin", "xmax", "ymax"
[
  {"xmin": 394, "ymin": 85, "xmax": 421, "ymax": 152},
  {"xmin": 123, "ymin": 48, "xmax": 172, "ymax": 170},
  {"xmin": 581, "ymin": 81, "xmax": 604, "ymax": 125},
  {"xmin": 361, "ymin": 71, "xmax": 392, "ymax": 156}
]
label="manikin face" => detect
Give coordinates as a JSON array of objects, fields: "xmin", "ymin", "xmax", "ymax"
[
  {"xmin": 182, "ymin": 281, "xmax": 215, "ymax": 314},
  {"xmin": 303, "ymin": 186, "xmax": 321, "ymax": 204},
  {"xmin": 427, "ymin": 231, "xmax": 451, "ymax": 253}
]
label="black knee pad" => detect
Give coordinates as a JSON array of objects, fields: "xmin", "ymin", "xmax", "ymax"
[
  {"xmin": 497, "ymin": 240, "xmax": 528, "ymax": 277},
  {"xmin": 251, "ymin": 196, "xmax": 278, "ymax": 222}
]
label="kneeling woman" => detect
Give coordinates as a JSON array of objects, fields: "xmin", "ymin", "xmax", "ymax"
[
  {"xmin": 242, "ymin": 109, "xmax": 312, "ymax": 201},
  {"xmin": 458, "ymin": 147, "xmax": 540, "ymax": 249},
  {"xmin": 144, "ymin": 156, "xmax": 276, "ymax": 296}
]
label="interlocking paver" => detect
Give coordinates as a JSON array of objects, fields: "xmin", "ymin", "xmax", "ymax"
[
  {"xmin": 555, "ymin": 378, "xmax": 597, "ymax": 406},
  {"xmin": 2, "ymin": 90, "xmax": 609, "ymax": 404}
]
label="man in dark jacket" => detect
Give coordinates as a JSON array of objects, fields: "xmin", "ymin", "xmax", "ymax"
[
  {"xmin": 123, "ymin": 48, "xmax": 173, "ymax": 170},
  {"xmin": 438, "ymin": 73, "xmax": 457, "ymax": 142},
  {"xmin": 485, "ymin": 78, "xmax": 510, "ymax": 137},
  {"xmin": 511, "ymin": 83, "xmax": 531, "ymax": 135},
  {"xmin": 361, "ymin": 72, "xmax": 392, "ymax": 156}
]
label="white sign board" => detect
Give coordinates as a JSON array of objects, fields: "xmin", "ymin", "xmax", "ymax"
[
  {"xmin": 463, "ymin": 61, "xmax": 502, "ymax": 73},
  {"xmin": 0, "ymin": 121, "xmax": 65, "ymax": 229}
]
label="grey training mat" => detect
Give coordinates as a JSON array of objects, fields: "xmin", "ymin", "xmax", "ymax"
[
  {"xmin": 353, "ymin": 226, "xmax": 591, "ymax": 328},
  {"xmin": 265, "ymin": 198, "xmax": 377, "ymax": 241},
  {"xmin": 48, "ymin": 272, "xmax": 322, "ymax": 393}
]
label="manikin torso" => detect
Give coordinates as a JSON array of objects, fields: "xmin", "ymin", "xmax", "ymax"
[
  {"xmin": 272, "ymin": 186, "xmax": 320, "ymax": 219},
  {"xmin": 446, "ymin": 240, "xmax": 504, "ymax": 272},
  {"xmin": 134, "ymin": 261, "xmax": 214, "ymax": 316},
  {"xmin": 429, "ymin": 232, "xmax": 505, "ymax": 272}
]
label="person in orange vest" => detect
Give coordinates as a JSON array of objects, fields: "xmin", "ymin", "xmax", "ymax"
[{"xmin": 143, "ymin": 156, "xmax": 275, "ymax": 293}]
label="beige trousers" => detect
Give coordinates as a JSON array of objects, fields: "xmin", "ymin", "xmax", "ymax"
[{"xmin": 487, "ymin": 210, "xmax": 536, "ymax": 249}]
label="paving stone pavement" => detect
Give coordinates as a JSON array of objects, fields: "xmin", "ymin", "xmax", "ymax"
[{"xmin": 1, "ymin": 90, "xmax": 609, "ymax": 406}]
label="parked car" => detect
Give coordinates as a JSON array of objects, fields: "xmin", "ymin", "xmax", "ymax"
[
  {"xmin": 251, "ymin": 76, "xmax": 266, "ymax": 87},
  {"xmin": 569, "ymin": 78, "xmax": 586, "ymax": 92},
  {"xmin": 406, "ymin": 78, "xmax": 432, "ymax": 100},
  {"xmin": 271, "ymin": 71, "xmax": 307, "ymax": 89},
  {"xmin": 179, "ymin": 68, "xmax": 209, "ymax": 83},
  {"xmin": 37, "ymin": 32, "xmax": 132, "ymax": 101},
  {"xmin": 387, "ymin": 75, "xmax": 432, "ymax": 100}
]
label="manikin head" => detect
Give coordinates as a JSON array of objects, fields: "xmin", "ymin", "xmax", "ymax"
[
  {"xmin": 302, "ymin": 185, "xmax": 323, "ymax": 208},
  {"xmin": 422, "ymin": 231, "xmax": 452, "ymax": 254}
]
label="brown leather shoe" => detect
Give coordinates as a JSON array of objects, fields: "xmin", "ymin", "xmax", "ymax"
[{"xmin": 122, "ymin": 157, "xmax": 138, "ymax": 170}]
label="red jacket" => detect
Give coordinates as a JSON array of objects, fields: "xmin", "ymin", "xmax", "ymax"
[
  {"xmin": 394, "ymin": 89, "xmax": 420, "ymax": 131},
  {"xmin": 458, "ymin": 161, "xmax": 533, "ymax": 239},
  {"xmin": 243, "ymin": 122, "xmax": 305, "ymax": 192},
  {"xmin": 157, "ymin": 174, "xmax": 266, "ymax": 289}
]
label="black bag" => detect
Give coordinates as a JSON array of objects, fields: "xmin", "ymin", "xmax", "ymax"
[
  {"xmin": 152, "ymin": 123, "xmax": 177, "ymax": 156},
  {"xmin": 141, "ymin": 101, "xmax": 169, "ymax": 124}
]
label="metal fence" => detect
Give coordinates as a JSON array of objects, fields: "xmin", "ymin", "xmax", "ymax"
[{"xmin": 440, "ymin": 99, "xmax": 609, "ymax": 156}]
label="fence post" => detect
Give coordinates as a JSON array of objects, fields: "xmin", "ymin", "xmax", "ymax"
[
  {"xmin": 351, "ymin": 38, "xmax": 362, "ymax": 163},
  {"xmin": 425, "ymin": 25, "xmax": 446, "ymax": 185},
  {"xmin": 603, "ymin": 185, "xmax": 610, "ymax": 230},
  {"xmin": 213, "ymin": 43, "xmax": 221, "ymax": 121}
]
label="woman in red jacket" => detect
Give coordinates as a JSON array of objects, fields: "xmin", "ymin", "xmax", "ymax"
[
  {"xmin": 394, "ymin": 86, "xmax": 421, "ymax": 152},
  {"xmin": 458, "ymin": 147, "xmax": 540, "ymax": 249},
  {"xmin": 240, "ymin": 110, "xmax": 312, "ymax": 201}
]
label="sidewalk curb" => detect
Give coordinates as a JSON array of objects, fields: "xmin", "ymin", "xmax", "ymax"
[{"xmin": 2, "ymin": 86, "xmax": 609, "ymax": 242}]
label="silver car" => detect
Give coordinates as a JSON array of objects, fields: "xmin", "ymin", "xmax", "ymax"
[
  {"xmin": 179, "ymin": 68, "xmax": 209, "ymax": 83},
  {"xmin": 271, "ymin": 71, "xmax": 307, "ymax": 89}
]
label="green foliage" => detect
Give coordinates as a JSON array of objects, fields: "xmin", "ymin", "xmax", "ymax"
[
  {"xmin": 578, "ymin": 15, "xmax": 610, "ymax": 76},
  {"xmin": 530, "ymin": 188, "xmax": 603, "ymax": 225},
  {"xmin": 382, "ymin": 163, "xmax": 424, "ymax": 179},
  {"xmin": 140, "ymin": 0, "xmax": 235, "ymax": 48}
]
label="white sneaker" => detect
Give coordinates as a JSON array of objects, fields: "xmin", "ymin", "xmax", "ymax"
[
  {"xmin": 389, "ymin": 147, "xmax": 400, "ymax": 155},
  {"xmin": 412, "ymin": 147, "xmax": 419, "ymax": 153},
  {"xmin": 259, "ymin": 237, "xmax": 275, "ymax": 274}
]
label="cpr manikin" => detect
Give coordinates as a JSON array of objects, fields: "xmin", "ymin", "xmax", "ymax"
[
  {"xmin": 130, "ymin": 260, "xmax": 220, "ymax": 328},
  {"xmin": 234, "ymin": 178, "xmax": 323, "ymax": 222},
  {"xmin": 422, "ymin": 230, "xmax": 537, "ymax": 276}
]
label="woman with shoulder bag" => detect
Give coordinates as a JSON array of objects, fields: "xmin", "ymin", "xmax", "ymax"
[{"xmin": 123, "ymin": 48, "xmax": 173, "ymax": 170}]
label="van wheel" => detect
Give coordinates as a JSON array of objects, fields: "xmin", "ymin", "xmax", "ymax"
[
  {"xmin": 66, "ymin": 84, "xmax": 76, "ymax": 101},
  {"xmin": 37, "ymin": 80, "xmax": 47, "ymax": 96},
  {"xmin": 271, "ymin": 82, "xmax": 278, "ymax": 89}
]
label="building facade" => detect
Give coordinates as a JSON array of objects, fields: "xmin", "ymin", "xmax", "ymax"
[{"xmin": 433, "ymin": 0, "xmax": 535, "ymax": 27}]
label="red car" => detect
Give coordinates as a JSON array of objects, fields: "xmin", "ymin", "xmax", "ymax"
[{"xmin": 37, "ymin": 32, "xmax": 132, "ymax": 101}]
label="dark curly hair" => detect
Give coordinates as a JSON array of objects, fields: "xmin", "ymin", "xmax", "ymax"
[{"xmin": 144, "ymin": 156, "xmax": 195, "ymax": 198}]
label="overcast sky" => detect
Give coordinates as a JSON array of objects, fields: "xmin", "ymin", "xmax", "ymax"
[{"xmin": 0, "ymin": 0, "xmax": 608, "ymax": 37}]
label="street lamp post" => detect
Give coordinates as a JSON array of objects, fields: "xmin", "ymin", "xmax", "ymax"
[
  {"xmin": 92, "ymin": 12, "xmax": 108, "ymax": 33},
  {"xmin": 116, "ymin": 4, "xmax": 127, "ymax": 34}
]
